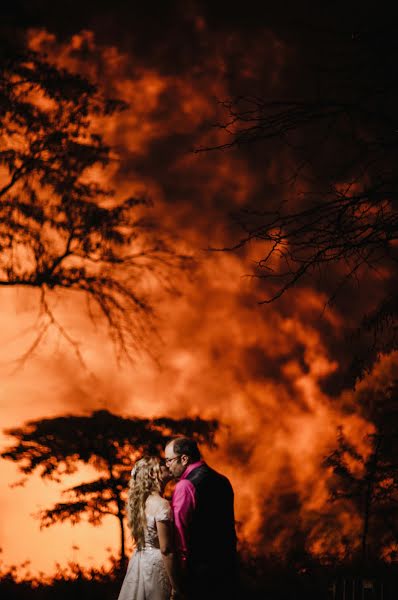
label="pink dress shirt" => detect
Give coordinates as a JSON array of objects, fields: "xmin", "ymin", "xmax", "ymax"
[{"xmin": 171, "ymin": 460, "xmax": 204, "ymax": 563}]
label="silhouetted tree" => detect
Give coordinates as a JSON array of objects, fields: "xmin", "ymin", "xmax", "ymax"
[
  {"xmin": 203, "ymin": 29, "xmax": 398, "ymax": 372},
  {"xmin": 0, "ymin": 36, "xmax": 184, "ymax": 363},
  {"xmin": 324, "ymin": 381, "xmax": 398, "ymax": 561},
  {"xmin": 1, "ymin": 410, "xmax": 219, "ymax": 564}
]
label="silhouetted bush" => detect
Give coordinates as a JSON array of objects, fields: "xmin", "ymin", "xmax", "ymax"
[{"xmin": 1, "ymin": 552, "xmax": 397, "ymax": 599}]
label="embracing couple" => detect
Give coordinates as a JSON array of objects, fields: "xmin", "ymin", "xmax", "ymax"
[{"xmin": 117, "ymin": 437, "xmax": 237, "ymax": 600}]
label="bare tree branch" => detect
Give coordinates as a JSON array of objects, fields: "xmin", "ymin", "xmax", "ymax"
[
  {"xmin": 200, "ymin": 33, "xmax": 398, "ymax": 373},
  {"xmin": 0, "ymin": 43, "xmax": 188, "ymax": 364}
]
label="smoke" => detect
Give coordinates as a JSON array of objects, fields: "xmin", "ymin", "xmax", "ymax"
[{"xmin": 0, "ymin": 19, "xmax": 391, "ymax": 572}]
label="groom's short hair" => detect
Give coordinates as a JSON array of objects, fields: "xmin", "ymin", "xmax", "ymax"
[{"xmin": 172, "ymin": 437, "xmax": 201, "ymax": 462}]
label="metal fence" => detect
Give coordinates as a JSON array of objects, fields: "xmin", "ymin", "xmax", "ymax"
[{"xmin": 328, "ymin": 578, "xmax": 389, "ymax": 600}]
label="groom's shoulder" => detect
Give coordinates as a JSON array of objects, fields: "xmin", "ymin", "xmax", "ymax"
[
  {"xmin": 187, "ymin": 463, "xmax": 230, "ymax": 486},
  {"xmin": 203, "ymin": 465, "xmax": 234, "ymax": 494},
  {"xmin": 174, "ymin": 477, "xmax": 195, "ymax": 493},
  {"xmin": 172, "ymin": 478, "xmax": 196, "ymax": 507}
]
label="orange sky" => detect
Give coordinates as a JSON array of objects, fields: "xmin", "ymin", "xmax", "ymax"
[
  {"xmin": 0, "ymin": 26, "xmax": 391, "ymax": 575},
  {"xmin": 0, "ymin": 255, "xmax": 376, "ymax": 574}
]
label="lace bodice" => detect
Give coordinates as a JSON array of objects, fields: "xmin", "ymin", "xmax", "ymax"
[{"xmin": 143, "ymin": 495, "xmax": 172, "ymax": 550}]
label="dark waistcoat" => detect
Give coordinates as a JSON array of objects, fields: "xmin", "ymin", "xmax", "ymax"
[{"xmin": 185, "ymin": 463, "xmax": 237, "ymax": 574}]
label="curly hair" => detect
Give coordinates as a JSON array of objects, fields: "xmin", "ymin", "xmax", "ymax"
[{"xmin": 127, "ymin": 456, "xmax": 163, "ymax": 550}]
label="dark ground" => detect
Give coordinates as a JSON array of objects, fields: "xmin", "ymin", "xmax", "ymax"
[{"xmin": 1, "ymin": 554, "xmax": 397, "ymax": 600}]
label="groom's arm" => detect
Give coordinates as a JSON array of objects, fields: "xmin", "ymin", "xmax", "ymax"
[{"xmin": 172, "ymin": 479, "xmax": 196, "ymax": 564}]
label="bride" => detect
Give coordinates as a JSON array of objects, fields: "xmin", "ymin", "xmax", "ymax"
[{"xmin": 118, "ymin": 456, "xmax": 181, "ymax": 600}]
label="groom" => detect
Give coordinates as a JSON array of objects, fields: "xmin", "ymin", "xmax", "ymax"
[{"xmin": 165, "ymin": 437, "xmax": 237, "ymax": 600}]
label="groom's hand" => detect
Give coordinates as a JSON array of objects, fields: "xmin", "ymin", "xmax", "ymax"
[{"xmin": 171, "ymin": 589, "xmax": 186, "ymax": 600}]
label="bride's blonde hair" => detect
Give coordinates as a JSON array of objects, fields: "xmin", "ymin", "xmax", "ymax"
[{"xmin": 127, "ymin": 456, "xmax": 163, "ymax": 550}]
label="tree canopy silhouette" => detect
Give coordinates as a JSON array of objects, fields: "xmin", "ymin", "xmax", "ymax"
[
  {"xmin": 203, "ymin": 28, "xmax": 398, "ymax": 372},
  {"xmin": 1, "ymin": 409, "xmax": 219, "ymax": 564},
  {"xmin": 0, "ymin": 36, "xmax": 184, "ymax": 363},
  {"xmin": 324, "ymin": 380, "xmax": 398, "ymax": 562}
]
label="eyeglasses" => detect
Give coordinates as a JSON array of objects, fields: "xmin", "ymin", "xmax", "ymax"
[{"xmin": 165, "ymin": 455, "xmax": 181, "ymax": 466}]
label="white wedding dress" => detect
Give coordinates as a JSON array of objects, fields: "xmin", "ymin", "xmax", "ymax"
[{"xmin": 118, "ymin": 496, "xmax": 172, "ymax": 600}]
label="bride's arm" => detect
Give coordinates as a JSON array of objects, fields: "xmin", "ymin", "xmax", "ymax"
[{"xmin": 156, "ymin": 520, "xmax": 183, "ymax": 596}]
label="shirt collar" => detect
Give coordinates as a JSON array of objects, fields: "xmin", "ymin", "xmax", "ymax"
[{"xmin": 180, "ymin": 460, "xmax": 204, "ymax": 480}]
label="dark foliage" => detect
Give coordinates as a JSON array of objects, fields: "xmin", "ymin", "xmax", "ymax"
[
  {"xmin": 324, "ymin": 381, "xmax": 398, "ymax": 561},
  {"xmin": 1, "ymin": 410, "xmax": 219, "ymax": 563},
  {"xmin": 1, "ymin": 553, "xmax": 397, "ymax": 600},
  {"xmin": 0, "ymin": 34, "xmax": 186, "ymax": 363}
]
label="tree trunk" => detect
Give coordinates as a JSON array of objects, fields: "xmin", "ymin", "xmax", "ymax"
[
  {"xmin": 118, "ymin": 511, "xmax": 127, "ymax": 566},
  {"xmin": 361, "ymin": 434, "xmax": 382, "ymax": 562},
  {"xmin": 107, "ymin": 459, "xmax": 127, "ymax": 568},
  {"xmin": 361, "ymin": 485, "xmax": 371, "ymax": 562}
]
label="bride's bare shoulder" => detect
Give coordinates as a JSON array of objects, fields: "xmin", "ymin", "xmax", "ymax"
[{"xmin": 146, "ymin": 494, "xmax": 172, "ymax": 521}]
